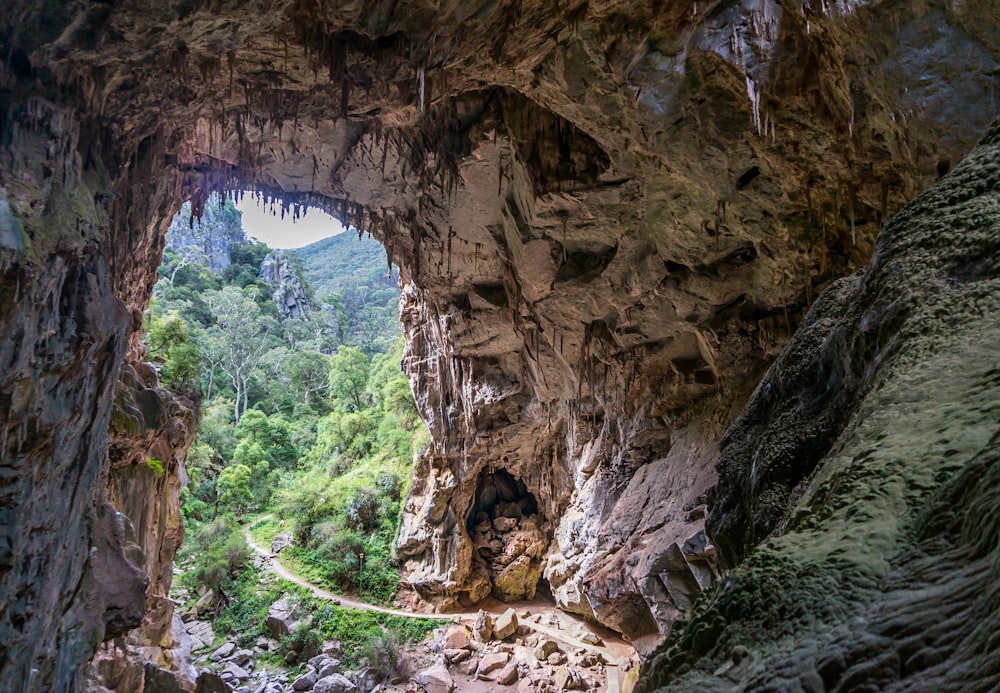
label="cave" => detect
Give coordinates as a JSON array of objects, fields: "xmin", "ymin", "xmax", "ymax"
[
  {"xmin": 467, "ymin": 469, "xmax": 550, "ymax": 602},
  {"xmin": 1, "ymin": 1, "xmax": 998, "ymax": 692}
]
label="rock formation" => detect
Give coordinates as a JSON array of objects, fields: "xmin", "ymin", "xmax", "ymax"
[
  {"xmin": 260, "ymin": 249, "xmax": 317, "ymax": 320},
  {"xmin": 640, "ymin": 110, "xmax": 1000, "ymax": 693},
  {"xmin": 0, "ymin": 0, "xmax": 997, "ymax": 690},
  {"xmin": 164, "ymin": 198, "xmax": 245, "ymax": 275}
]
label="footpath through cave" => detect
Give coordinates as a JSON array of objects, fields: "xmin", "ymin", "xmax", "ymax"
[{"xmin": 243, "ymin": 518, "xmax": 637, "ymax": 689}]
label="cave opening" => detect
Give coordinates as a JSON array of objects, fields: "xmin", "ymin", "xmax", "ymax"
[{"xmin": 467, "ymin": 468, "xmax": 552, "ymax": 603}]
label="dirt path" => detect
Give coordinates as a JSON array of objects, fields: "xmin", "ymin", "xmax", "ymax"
[
  {"xmin": 245, "ymin": 527, "xmax": 435, "ymax": 620},
  {"xmin": 243, "ymin": 526, "xmax": 637, "ymax": 686}
]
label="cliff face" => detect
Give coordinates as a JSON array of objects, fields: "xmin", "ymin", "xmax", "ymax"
[
  {"xmin": 260, "ymin": 249, "xmax": 316, "ymax": 320},
  {"xmin": 641, "ymin": 114, "xmax": 1000, "ymax": 693},
  {"xmin": 0, "ymin": 0, "xmax": 997, "ymax": 689}
]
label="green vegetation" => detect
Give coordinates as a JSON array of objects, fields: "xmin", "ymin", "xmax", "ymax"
[
  {"xmin": 157, "ymin": 196, "xmax": 431, "ymax": 657},
  {"xmin": 291, "ymin": 233, "xmax": 401, "ymax": 356}
]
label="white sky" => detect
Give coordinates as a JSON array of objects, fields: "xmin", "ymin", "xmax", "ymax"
[{"xmin": 237, "ymin": 196, "xmax": 346, "ymax": 249}]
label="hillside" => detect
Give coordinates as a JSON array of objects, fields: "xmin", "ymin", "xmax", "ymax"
[
  {"xmin": 291, "ymin": 232, "xmax": 399, "ymax": 301},
  {"xmin": 291, "ymin": 232, "xmax": 401, "ymax": 355}
]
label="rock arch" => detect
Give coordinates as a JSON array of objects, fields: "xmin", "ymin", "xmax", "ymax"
[{"xmin": 1, "ymin": 1, "xmax": 997, "ymax": 690}]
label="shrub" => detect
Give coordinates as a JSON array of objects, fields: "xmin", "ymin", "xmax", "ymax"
[
  {"xmin": 361, "ymin": 631, "xmax": 401, "ymax": 681},
  {"xmin": 375, "ymin": 472, "xmax": 402, "ymax": 501},
  {"xmin": 281, "ymin": 622, "xmax": 322, "ymax": 662},
  {"xmin": 179, "ymin": 517, "xmax": 249, "ymax": 592},
  {"xmin": 344, "ymin": 487, "xmax": 382, "ymax": 532}
]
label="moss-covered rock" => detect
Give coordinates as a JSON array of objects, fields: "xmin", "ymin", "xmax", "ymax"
[{"xmin": 641, "ymin": 118, "xmax": 1000, "ymax": 691}]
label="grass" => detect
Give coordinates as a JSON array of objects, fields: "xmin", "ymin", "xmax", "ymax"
[{"xmin": 213, "ymin": 561, "xmax": 444, "ymax": 670}]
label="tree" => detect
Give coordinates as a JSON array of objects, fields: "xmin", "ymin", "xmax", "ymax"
[
  {"xmin": 204, "ymin": 286, "xmax": 278, "ymax": 420},
  {"xmin": 234, "ymin": 409, "xmax": 298, "ymax": 469},
  {"xmin": 162, "ymin": 244, "xmax": 207, "ymax": 285},
  {"xmin": 287, "ymin": 351, "xmax": 330, "ymax": 409},
  {"xmin": 217, "ymin": 464, "xmax": 253, "ymax": 515},
  {"xmin": 329, "ymin": 346, "xmax": 370, "ymax": 411},
  {"xmin": 147, "ymin": 310, "xmax": 201, "ymax": 392}
]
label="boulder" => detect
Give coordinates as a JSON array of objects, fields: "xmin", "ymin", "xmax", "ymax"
[
  {"xmin": 271, "ymin": 531, "xmax": 295, "ymax": 554},
  {"xmin": 194, "ymin": 672, "xmax": 231, "ymax": 693},
  {"xmin": 472, "ymin": 610, "xmax": 493, "ymax": 642},
  {"xmin": 494, "ymin": 608, "xmax": 518, "ymax": 640},
  {"xmin": 416, "ymin": 663, "xmax": 454, "ymax": 693},
  {"xmin": 232, "ymin": 649, "xmax": 253, "ymax": 665},
  {"xmin": 496, "ymin": 660, "xmax": 519, "ymax": 685},
  {"xmin": 222, "ymin": 663, "xmax": 249, "ymax": 680},
  {"xmin": 292, "ymin": 670, "xmax": 317, "ymax": 690},
  {"xmin": 534, "ymin": 641, "xmax": 559, "ymax": 661},
  {"xmin": 456, "ymin": 656, "xmax": 479, "ymax": 676},
  {"xmin": 442, "ymin": 625, "xmax": 471, "ymax": 650},
  {"xmin": 322, "ymin": 641, "xmax": 343, "ymax": 657},
  {"xmin": 266, "ymin": 597, "xmax": 295, "ymax": 639},
  {"xmin": 318, "ymin": 660, "xmax": 340, "ymax": 678},
  {"xmin": 477, "ymin": 652, "xmax": 510, "ymax": 677},
  {"xmin": 195, "ymin": 590, "xmax": 215, "ymax": 616},
  {"xmin": 493, "ymin": 555, "xmax": 542, "ymax": 601},
  {"xmin": 211, "ymin": 642, "xmax": 236, "ymax": 661},
  {"xmin": 355, "ymin": 667, "xmax": 379, "ymax": 692},
  {"xmin": 553, "ymin": 667, "xmax": 582, "ymax": 690},
  {"xmin": 313, "ymin": 673, "xmax": 357, "ymax": 693},
  {"xmin": 492, "ymin": 516, "xmax": 518, "ymax": 532},
  {"xmin": 186, "ymin": 620, "xmax": 215, "ymax": 645},
  {"xmin": 444, "ymin": 648, "xmax": 470, "ymax": 664},
  {"xmin": 516, "ymin": 679, "xmax": 537, "ymax": 693}
]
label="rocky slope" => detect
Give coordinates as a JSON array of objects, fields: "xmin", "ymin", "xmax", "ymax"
[{"xmin": 0, "ymin": 0, "xmax": 997, "ymax": 690}]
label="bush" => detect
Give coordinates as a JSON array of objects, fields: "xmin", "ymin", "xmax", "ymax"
[
  {"xmin": 361, "ymin": 631, "xmax": 401, "ymax": 681},
  {"xmin": 344, "ymin": 487, "xmax": 382, "ymax": 532},
  {"xmin": 179, "ymin": 517, "xmax": 249, "ymax": 592},
  {"xmin": 375, "ymin": 472, "xmax": 402, "ymax": 501},
  {"xmin": 281, "ymin": 622, "xmax": 322, "ymax": 662}
]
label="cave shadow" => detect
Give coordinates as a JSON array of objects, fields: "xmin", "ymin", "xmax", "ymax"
[{"xmin": 467, "ymin": 468, "xmax": 554, "ymax": 605}]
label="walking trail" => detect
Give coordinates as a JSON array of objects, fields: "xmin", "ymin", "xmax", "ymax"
[{"xmin": 243, "ymin": 523, "xmax": 637, "ymax": 690}]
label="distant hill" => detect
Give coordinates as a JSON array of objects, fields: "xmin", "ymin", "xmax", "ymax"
[
  {"xmin": 291, "ymin": 231, "xmax": 399, "ymax": 300},
  {"xmin": 291, "ymin": 231, "xmax": 402, "ymax": 355}
]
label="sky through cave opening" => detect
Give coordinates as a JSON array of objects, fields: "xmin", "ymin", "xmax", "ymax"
[{"xmin": 155, "ymin": 189, "xmax": 429, "ymax": 616}]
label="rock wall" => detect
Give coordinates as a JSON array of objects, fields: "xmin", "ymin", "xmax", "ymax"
[
  {"xmin": 260, "ymin": 250, "xmax": 316, "ymax": 321},
  {"xmin": 0, "ymin": 90, "xmax": 195, "ymax": 691},
  {"xmin": 0, "ymin": 0, "xmax": 997, "ymax": 688},
  {"xmin": 641, "ymin": 116, "xmax": 1000, "ymax": 691}
]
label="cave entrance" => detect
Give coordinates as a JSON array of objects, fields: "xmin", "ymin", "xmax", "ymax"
[{"xmin": 467, "ymin": 469, "xmax": 551, "ymax": 602}]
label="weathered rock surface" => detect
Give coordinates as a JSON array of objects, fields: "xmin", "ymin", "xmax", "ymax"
[
  {"xmin": 313, "ymin": 672, "xmax": 358, "ymax": 693},
  {"xmin": 260, "ymin": 249, "xmax": 316, "ymax": 321},
  {"xmin": 270, "ymin": 531, "xmax": 295, "ymax": 554},
  {"xmin": 416, "ymin": 663, "xmax": 454, "ymax": 693},
  {"xmin": 640, "ymin": 120, "xmax": 1000, "ymax": 690},
  {"xmin": 0, "ymin": 0, "xmax": 997, "ymax": 691},
  {"xmin": 266, "ymin": 596, "xmax": 297, "ymax": 639},
  {"xmin": 494, "ymin": 608, "xmax": 519, "ymax": 640}
]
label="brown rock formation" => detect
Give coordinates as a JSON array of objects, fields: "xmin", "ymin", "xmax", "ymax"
[{"xmin": 0, "ymin": 0, "xmax": 997, "ymax": 690}]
